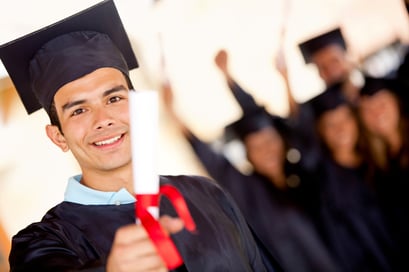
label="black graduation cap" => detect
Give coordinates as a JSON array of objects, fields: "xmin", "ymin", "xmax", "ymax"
[
  {"xmin": 298, "ymin": 28, "xmax": 346, "ymax": 64},
  {"xmin": 309, "ymin": 81, "xmax": 348, "ymax": 119},
  {"xmin": 360, "ymin": 76, "xmax": 399, "ymax": 97},
  {"xmin": 224, "ymin": 107, "xmax": 288, "ymax": 141},
  {"xmin": 0, "ymin": 0, "xmax": 138, "ymax": 115}
]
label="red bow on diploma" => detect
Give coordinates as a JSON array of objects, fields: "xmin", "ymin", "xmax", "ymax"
[{"xmin": 135, "ymin": 184, "xmax": 196, "ymax": 269}]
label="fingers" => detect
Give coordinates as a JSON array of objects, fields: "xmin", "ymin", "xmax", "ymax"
[
  {"xmin": 106, "ymin": 216, "xmax": 184, "ymax": 272},
  {"xmin": 107, "ymin": 224, "xmax": 167, "ymax": 272},
  {"xmin": 159, "ymin": 215, "xmax": 184, "ymax": 235}
]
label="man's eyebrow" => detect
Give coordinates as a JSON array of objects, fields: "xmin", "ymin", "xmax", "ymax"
[
  {"xmin": 61, "ymin": 85, "xmax": 128, "ymax": 113},
  {"xmin": 102, "ymin": 85, "xmax": 128, "ymax": 97},
  {"xmin": 61, "ymin": 99, "xmax": 86, "ymax": 113}
]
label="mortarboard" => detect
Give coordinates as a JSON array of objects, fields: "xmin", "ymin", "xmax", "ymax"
[
  {"xmin": 0, "ymin": 0, "xmax": 138, "ymax": 115},
  {"xmin": 224, "ymin": 107, "xmax": 288, "ymax": 141},
  {"xmin": 298, "ymin": 28, "xmax": 346, "ymax": 64},
  {"xmin": 360, "ymin": 76, "xmax": 399, "ymax": 97},
  {"xmin": 309, "ymin": 82, "xmax": 349, "ymax": 119}
]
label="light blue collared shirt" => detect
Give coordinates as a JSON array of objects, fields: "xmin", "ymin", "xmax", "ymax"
[{"xmin": 64, "ymin": 175, "xmax": 135, "ymax": 205}]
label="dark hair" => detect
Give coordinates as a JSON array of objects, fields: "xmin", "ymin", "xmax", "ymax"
[
  {"xmin": 49, "ymin": 101, "xmax": 62, "ymax": 132},
  {"xmin": 362, "ymin": 91, "xmax": 409, "ymax": 172}
]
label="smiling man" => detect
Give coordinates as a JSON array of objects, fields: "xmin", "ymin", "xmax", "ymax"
[
  {"xmin": 0, "ymin": 1, "xmax": 274, "ymax": 271},
  {"xmin": 48, "ymin": 67, "xmax": 133, "ymax": 192}
]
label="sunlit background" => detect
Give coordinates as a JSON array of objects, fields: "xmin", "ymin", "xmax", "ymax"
[{"xmin": 1, "ymin": 0, "xmax": 408, "ymax": 267}]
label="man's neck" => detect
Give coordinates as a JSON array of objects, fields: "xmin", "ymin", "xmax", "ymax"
[{"xmin": 80, "ymin": 167, "xmax": 135, "ymax": 194}]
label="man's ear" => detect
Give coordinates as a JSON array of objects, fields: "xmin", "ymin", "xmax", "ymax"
[{"xmin": 46, "ymin": 125, "xmax": 69, "ymax": 152}]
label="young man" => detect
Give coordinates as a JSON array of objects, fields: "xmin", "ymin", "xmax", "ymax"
[
  {"xmin": 0, "ymin": 1, "xmax": 273, "ymax": 271},
  {"xmin": 298, "ymin": 28, "xmax": 354, "ymax": 89}
]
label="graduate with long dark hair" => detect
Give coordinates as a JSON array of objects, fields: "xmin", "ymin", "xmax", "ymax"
[
  {"xmin": 309, "ymin": 83, "xmax": 395, "ymax": 272},
  {"xmin": 358, "ymin": 76, "xmax": 409, "ymax": 271}
]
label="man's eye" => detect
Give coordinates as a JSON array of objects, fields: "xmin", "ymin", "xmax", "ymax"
[
  {"xmin": 108, "ymin": 96, "xmax": 122, "ymax": 104},
  {"xmin": 72, "ymin": 108, "xmax": 85, "ymax": 116}
]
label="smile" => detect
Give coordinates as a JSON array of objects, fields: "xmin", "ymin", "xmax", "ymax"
[{"xmin": 94, "ymin": 135, "xmax": 122, "ymax": 146}]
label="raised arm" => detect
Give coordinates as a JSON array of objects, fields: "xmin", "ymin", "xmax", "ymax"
[
  {"xmin": 214, "ymin": 49, "xmax": 264, "ymax": 115},
  {"xmin": 275, "ymin": 45, "xmax": 299, "ymax": 118}
]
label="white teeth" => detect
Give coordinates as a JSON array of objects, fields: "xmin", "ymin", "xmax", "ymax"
[{"xmin": 94, "ymin": 135, "xmax": 121, "ymax": 146}]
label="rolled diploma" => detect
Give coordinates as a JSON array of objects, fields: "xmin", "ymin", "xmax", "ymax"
[{"xmin": 129, "ymin": 90, "xmax": 159, "ymax": 219}]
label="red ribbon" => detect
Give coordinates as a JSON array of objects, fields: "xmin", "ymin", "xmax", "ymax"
[{"xmin": 135, "ymin": 184, "xmax": 196, "ymax": 269}]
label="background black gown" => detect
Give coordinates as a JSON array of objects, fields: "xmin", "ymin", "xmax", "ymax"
[
  {"xmin": 187, "ymin": 134, "xmax": 339, "ymax": 272},
  {"xmin": 9, "ymin": 175, "xmax": 273, "ymax": 272},
  {"xmin": 372, "ymin": 155, "xmax": 409, "ymax": 271},
  {"xmin": 317, "ymin": 159, "xmax": 395, "ymax": 272}
]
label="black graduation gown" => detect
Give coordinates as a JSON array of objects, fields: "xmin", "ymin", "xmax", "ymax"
[
  {"xmin": 187, "ymin": 134, "xmax": 340, "ymax": 272},
  {"xmin": 317, "ymin": 159, "xmax": 395, "ymax": 272},
  {"xmin": 373, "ymin": 156, "xmax": 409, "ymax": 271},
  {"xmin": 9, "ymin": 175, "xmax": 269, "ymax": 272}
]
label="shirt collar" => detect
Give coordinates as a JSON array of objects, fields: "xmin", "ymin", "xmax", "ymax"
[{"xmin": 64, "ymin": 175, "xmax": 136, "ymax": 205}]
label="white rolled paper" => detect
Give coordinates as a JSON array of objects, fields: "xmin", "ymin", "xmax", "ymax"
[{"xmin": 129, "ymin": 90, "xmax": 159, "ymax": 218}]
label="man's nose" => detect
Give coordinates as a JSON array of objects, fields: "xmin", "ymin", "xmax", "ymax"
[{"xmin": 93, "ymin": 108, "xmax": 114, "ymax": 129}]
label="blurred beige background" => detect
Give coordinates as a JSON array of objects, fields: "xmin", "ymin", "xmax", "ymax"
[{"xmin": 0, "ymin": 0, "xmax": 408, "ymax": 258}]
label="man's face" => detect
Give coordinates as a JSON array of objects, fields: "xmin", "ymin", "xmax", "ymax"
[
  {"xmin": 311, "ymin": 44, "xmax": 350, "ymax": 86},
  {"xmin": 49, "ymin": 67, "xmax": 132, "ymax": 175}
]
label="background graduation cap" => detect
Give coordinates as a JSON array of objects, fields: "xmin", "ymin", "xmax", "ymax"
[
  {"xmin": 309, "ymin": 81, "xmax": 349, "ymax": 119},
  {"xmin": 224, "ymin": 106, "xmax": 289, "ymax": 141},
  {"xmin": 298, "ymin": 27, "xmax": 347, "ymax": 64},
  {"xmin": 360, "ymin": 76, "xmax": 400, "ymax": 97},
  {"xmin": 0, "ymin": 0, "xmax": 138, "ymax": 114}
]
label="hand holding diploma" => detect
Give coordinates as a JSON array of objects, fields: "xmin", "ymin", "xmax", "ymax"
[
  {"xmin": 128, "ymin": 90, "xmax": 196, "ymax": 270},
  {"xmin": 107, "ymin": 216, "xmax": 184, "ymax": 272}
]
